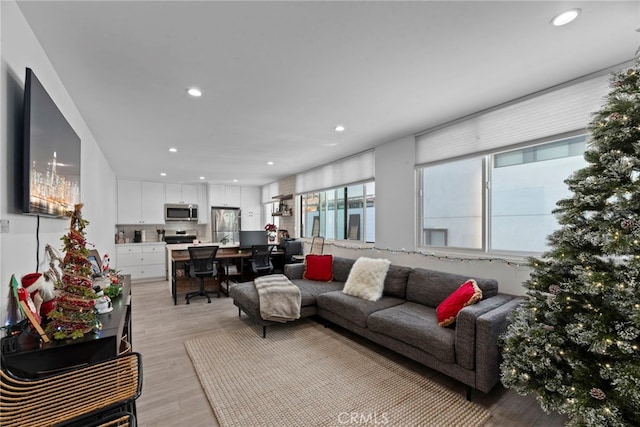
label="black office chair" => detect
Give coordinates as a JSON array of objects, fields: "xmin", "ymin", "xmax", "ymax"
[
  {"xmin": 250, "ymin": 245, "xmax": 274, "ymax": 276},
  {"xmin": 186, "ymin": 246, "xmax": 219, "ymax": 304},
  {"xmin": 282, "ymin": 239, "xmax": 303, "ymax": 264}
]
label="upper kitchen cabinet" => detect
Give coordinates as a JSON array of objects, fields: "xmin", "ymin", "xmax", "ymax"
[
  {"xmin": 240, "ymin": 186, "xmax": 262, "ymax": 230},
  {"xmin": 165, "ymin": 184, "xmax": 198, "ymax": 205},
  {"xmin": 197, "ymin": 184, "xmax": 209, "ymax": 224},
  {"xmin": 117, "ymin": 180, "xmax": 165, "ymax": 224},
  {"xmin": 209, "ymin": 184, "xmax": 241, "ymax": 208}
]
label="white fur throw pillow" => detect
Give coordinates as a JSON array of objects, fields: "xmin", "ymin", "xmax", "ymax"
[{"xmin": 343, "ymin": 257, "xmax": 391, "ymax": 301}]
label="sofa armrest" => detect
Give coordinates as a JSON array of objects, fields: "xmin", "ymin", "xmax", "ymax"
[
  {"xmin": 284, "ymin": 263, "xmax": 305, "ymax": 280},
  {"xmin": 455, "ymin": 294, "xmax": 516, "ymax": 371},
  {"xmin": 474, "ymin": 296, "xmax": 524, "ymax": 393}
]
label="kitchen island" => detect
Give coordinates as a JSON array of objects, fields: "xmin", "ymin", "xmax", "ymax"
[{"xmin": 167, "ymin": 243, "xmax": 250, "ymax": 304}]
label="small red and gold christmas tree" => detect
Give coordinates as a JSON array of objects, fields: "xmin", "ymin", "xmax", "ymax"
[{"xmin": 46, "ymin": 204, "xmax": 99, "ymax": 340}]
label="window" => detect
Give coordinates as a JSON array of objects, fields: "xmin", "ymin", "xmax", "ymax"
[
  {"xmin": 301, "ymin": 182, "xmax": 375, "ymax": 243},
  {"xmin": 421, "ymin": 156, "xmax": 484, "ymax": 249},
  {"xmin": 419, "ymin": 135, "xmax": 588, "ymax": 253},
  {"xmin": 491, "ymin": 135, "xmax": 587, "ymax": 252},
  {"xmin": 261, "ymin": 204, "xmax": 280, "ymax": 230}
]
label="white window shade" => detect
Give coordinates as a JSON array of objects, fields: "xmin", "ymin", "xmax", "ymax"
[
  {"xmin": 415, "ymin": 73, "xmax": 611, "ymax": 165},
  {"xmin": 296, "ymin": 150, "xmax": 375, "ymax": 194},
  {"xmin": 261, "ymin": 182, "xmax": 279, "ymax": 204}
]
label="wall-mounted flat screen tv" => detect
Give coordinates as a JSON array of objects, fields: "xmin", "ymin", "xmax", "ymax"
[{"xmin": 23, "ymin": 68, "xmax": 81, "ymax": 218}]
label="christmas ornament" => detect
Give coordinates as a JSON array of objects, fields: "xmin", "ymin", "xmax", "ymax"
[
  {"xmin": 21, "ymin": 272, "xmax": 57, "ymax": 318},
  {"xmin": 548, "ymin": 285, "xmax": 561, "ymax": 295},
  {"xmin": 620, "ymin": 219, "xmax": 635, "ymax": 230},
  {"xmin": 589, "ymin": 388, "xmax": 606, "ymax": 401}
]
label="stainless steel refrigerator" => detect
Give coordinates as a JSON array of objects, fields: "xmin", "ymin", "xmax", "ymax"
[{"xmin": 211, "ymin": 207, "xmax": 241, "ymax": 245}]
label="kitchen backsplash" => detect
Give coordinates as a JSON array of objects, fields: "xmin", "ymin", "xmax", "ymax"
[{"xmin": 115, "ymin": 222, "xmax": 209, "ymax": 243}]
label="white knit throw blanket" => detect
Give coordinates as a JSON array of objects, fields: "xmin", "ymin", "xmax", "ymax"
[{"xmin": 254, "ymin": 274, "xmax": 302, "ymax": 323}]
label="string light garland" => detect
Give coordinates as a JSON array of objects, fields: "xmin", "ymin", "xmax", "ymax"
[{"xmin": 315, "ymin": 240, "xmax": 530, "ymax": 270}]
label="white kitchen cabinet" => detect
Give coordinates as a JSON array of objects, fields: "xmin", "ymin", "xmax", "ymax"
[
  {"xmin": 117, "ymin": 180, "xmax": 165, "ymax": 224},
  {"xmin": 165, "ymin": 184, "xmax": 198, "ymax": 205},
  {"xmin": 197, "ymin": 184, "xmax": 209, "ymax": 224},
  {"xmin": 240, "ymin": 186, "xmax": 262, "ymax": 230},
  {"xmin": 224, "ymin": 186, "xmax": 241, "ymax": 207},
  {"xmin": 141, "ymin": 181, "xmax": 166, "ymax": 224},
  {"xmin": 209, "ymin": 184, "xmax": 241, "ymax": 208},
  {"xmin": 117, "ymin": 180, "xmax": 142, "ymax": 224},
  {"xmin": 116, "ymin": 243, "xmax": 166, "ymax": 281},
  {"xmin": 208, "ymin": 184, "xmax": 224, "ymax": 206}
]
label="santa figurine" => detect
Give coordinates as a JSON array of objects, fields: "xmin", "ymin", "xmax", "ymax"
[{"xmin": 21, "ymin": 272, "xmax": 57, "ymax": 318}]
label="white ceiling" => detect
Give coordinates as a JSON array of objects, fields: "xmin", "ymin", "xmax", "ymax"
[{"xmin": 17, "ymin": 1, "xmax": 640, "ymax": 187}]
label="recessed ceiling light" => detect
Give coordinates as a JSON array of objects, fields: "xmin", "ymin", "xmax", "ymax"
[
  {"xmin": 334, "ymin": 125, "xmax": 345, "ymax": 132},
  {"xmin": 232, "ymin": 179, "xmax": 238, "ymax": 183},
  {"xmin": 324, "ymin": 143, "xmax": 338, "ymax": 147},
  {"xmin": 552, "ymin": 9, "xmax": 581, "ymax": 26},
  {"xmin": 267, "ymin": 161, "xmax": 274, "ymax": 166},
  {"xmin": 160, "ymin": 172, "xmax": 167, "ymax": 177},
  {"xmin": 169, "ymin": 147, "xmax": 177, "ymax": 153},
  {"xmin": 187, "ymin": 88, "xmax": 202, "ymax": 97},
  {"xmin": 199, "ymin": 176, "xmax": 205, "ymax": 180}
]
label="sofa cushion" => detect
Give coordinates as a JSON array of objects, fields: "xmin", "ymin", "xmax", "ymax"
[
  {"xmin": 383, "ymin": 265, "xmax": 411, "ymax": 299},
  {"xmin": 231, "ymin": 279, "xmax": 342, "ymax": 312},
  {"xmin": 343, "ymin": 257, "xmax": 391, "ymax": 301},
  {"xmin": 303, "ymin": 254, "xmax": 333, "ymax": 281},
  {"xmin": 229, "ymin": 282, "xmax": 261, "ymax": 316},
  {"xmin": 291, "ymin": 279, "xmax": 344, "ymax": 306},
  {"xmin": 317, "ymin": 291, "xmax": 405, "ymax": 328},
  {"xmin": 406, "ymin": 268, "xmax": 498, "ymax": 308},
  {"xmin": 332, "ymin": 257, "xmax": 356, "ymax": 283},
  {"xmin": 368, "ymin": 302, "xmax": 456, "ymax": 364},
  {"xmin": 437, "ymin": 279, "xmax": 483, "ymax": 327}
]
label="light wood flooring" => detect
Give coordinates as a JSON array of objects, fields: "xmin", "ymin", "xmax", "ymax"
[{"xmin": 132, "ymin": 279, "xmax": 567, "ymax": 427}]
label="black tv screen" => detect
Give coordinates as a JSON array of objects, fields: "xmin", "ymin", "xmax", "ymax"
[
  {"xmin": 239, "ymin": 230, "xmax": 267, "ymax": 249},
  {"xmin": 23, "ymin": 68, "xmax": 81, "ymax": 218}
]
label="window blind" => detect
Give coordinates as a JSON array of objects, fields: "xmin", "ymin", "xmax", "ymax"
[
  {"xmin": 295, "ymin": 150, "xmax": 375, "ymax": 194},
  {"xmin": 415, "ymin": 72, "xmax": 612, "ymax": 165},
  {"xmin": 261, "ymin": 182, "xmax": 279, "ymax": 204}
]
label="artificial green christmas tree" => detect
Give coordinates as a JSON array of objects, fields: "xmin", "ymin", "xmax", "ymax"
[{"xmin": 500, "ymin": 62, "xmax": 640, "ymax": 426}]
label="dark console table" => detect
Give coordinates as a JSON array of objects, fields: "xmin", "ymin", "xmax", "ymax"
[{"xmin": 1, "ymin": 276, "xmax": 132, "ymax": 378}]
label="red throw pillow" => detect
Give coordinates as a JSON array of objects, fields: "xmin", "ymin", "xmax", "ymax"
[
  {"xmin": 436, "ymin": 279, "xmax": 483, "ymax": 327},
  {"xmin": 303, "ymin": 254, "xmax": 333, "ymax": 281}
]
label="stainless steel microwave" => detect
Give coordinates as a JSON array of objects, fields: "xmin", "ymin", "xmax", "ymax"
[{"xmin": 164, "ymin": 203, "xmax": 199, "ymax": 221}]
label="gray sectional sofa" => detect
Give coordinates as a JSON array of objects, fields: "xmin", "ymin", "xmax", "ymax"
[{"xmin": 230, "ymin": 256, "xmax": 522, "ymax": 396}]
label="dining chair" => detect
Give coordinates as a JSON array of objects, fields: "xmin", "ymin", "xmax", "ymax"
[
  {"xmin": 186, "ymin": 246, "xmax": 219, "ymax": 304},
  {"xmin": 250, "ymin": 245, "xmax": 274, "ymax": 276}
]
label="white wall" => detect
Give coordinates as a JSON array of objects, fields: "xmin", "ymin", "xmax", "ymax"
[
  {"xmin": 374, "ymin": 136, "xmax": 416, "ymax": 251},
  {"xmin": 1, "ymin": 1, "xmax": 117, "ymax": 326}
]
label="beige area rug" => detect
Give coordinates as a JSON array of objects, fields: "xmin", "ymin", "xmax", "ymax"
[{"xmin": 185, "ymin": 321, "xmax": 491, "ymax": 427}]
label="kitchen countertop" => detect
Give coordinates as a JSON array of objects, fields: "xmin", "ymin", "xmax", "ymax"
[
  {"xmin": 164, "ymin": 242, "xmax": 240, "ymax": 251},
  {"xmin": 116, "ymin": 242, "xmax": 167, "ymax": 246}
]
